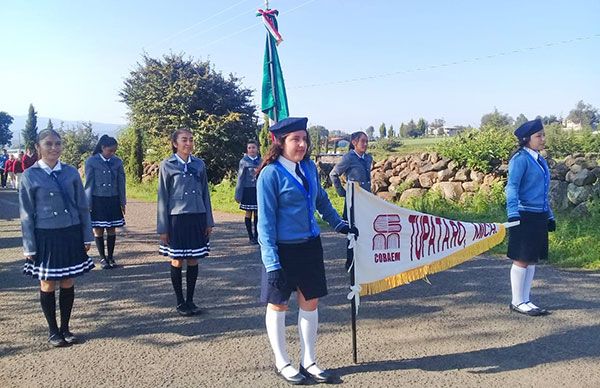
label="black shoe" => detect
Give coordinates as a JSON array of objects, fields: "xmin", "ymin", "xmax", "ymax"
[
  {"xmin": 509, "ymin": 303, "xmax": 542, "ymax": 316},
  {"xmin": 176, "ymin": 303, "xmax": 192, "ymax": 316},
  {"xmin": 60, "ymin": 330, "xmax": 80, "ymax": 345},
  {"xmin": 108, "ymin": 258, "xmax": 118, "ymax": 268},
  {"xmin": 276, "ymin": 364, "xmax": 307, "ymax": 385},
  {"xmin": 100, "ymin": 258, "xmax": 112, "ymax": 269},
  {"xmin": 48, "ymin": 333, "xmax": 70, "ymax": 348},
  {"xmin": 186, "ymin": 301, "xmax": 202, "ymax": 315},
  {"xmin": 299, "ymin": 363, "xmax": 338, "ymax": 384},
  {"xmin": 525, "ymin": 301, "xmax": 550, "ymax": 315}
]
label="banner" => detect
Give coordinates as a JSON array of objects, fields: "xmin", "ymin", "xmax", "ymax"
[{"xmin": 346, "ymin": 182, "xmax": 508, "ymax": 298}]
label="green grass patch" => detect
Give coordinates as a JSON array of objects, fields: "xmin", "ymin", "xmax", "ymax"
[
  {"xmin": 370, "ymin": 137, "xmax": 445, "ymax": 161},
  {"xmin": 127, "ymin": 178, "xmax": 159, "ymax": 202}
]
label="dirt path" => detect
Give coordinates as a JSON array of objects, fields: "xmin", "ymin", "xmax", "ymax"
[{"xmin": 1, "ymin": 189, "xmax": 599, "ymax": 387}]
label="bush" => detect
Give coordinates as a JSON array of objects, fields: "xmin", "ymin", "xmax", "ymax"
[
  {"xmin": 373, "ymin": 137, "xmax": 403, "ymax": 152},
  {"xmin": 436, "ymin": 126, "xmax": 515, "ymax": 172}
]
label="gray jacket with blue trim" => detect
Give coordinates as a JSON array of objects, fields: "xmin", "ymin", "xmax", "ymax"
[
  {"xmin": 84, "ymin": 154, "xmax": 126, "ymax": 207},
  {"xmin": 19, "ymin": 161, "xmax": 94, "ymax": 256},
  {"xmin": 329, "ymin": 151, "xmax": 373, "ymax": 197},
  {"xmin": 234, "ymin": 155, "xmax": 261, "ymax": 202},
  {"xmin": 157, "ymin": 154, "xmax": 214, "ymax": 234}
]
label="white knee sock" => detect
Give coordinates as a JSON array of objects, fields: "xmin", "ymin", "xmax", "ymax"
[
  {"xmin": 298, "ymin": 308, "xmax": 324, "ymax": 374},
  {"xmin": 510, "ymin": 264, "xmax": 531, "ymax": 311},
  {"xmin": 524, "ymin": 265, "xmax": 539, "ymax": 309},
  {"xmin": 266, "ymin": 308, "xmax": 298, "ymax": 378}
]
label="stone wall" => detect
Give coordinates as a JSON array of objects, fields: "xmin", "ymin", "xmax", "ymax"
[{"xmin": 367, "ymin": 151, "xmax": 599, "ymax": 215}]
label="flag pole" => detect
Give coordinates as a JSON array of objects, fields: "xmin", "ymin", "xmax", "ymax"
[
  {"xmin": 265, "ymin": 0, "xmax": 278, "ymax": 122},
  {"xmin": 348, "ymin": 182, "xmax": 358, "ymax": 364}
]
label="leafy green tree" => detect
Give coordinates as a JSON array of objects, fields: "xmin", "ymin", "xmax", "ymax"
[
  {"xmin": 45, "ymin": 119, "xmax": 54, "ymax": 130},
  {"xmin": 59, "ymin": 122, "xmax": 98, "ymax": 168},
  {"xmin": 365, "ymin": 125, "xmax": 375, "ymax": 140},
  {"xmin": 414, "ymin": 118, "xmax": 428, "ymax": 137},
  {"xmin": 480, "ymin": 108, "xmax": 513, "ymax": 130},
  {"xmin": 22, "ymin": 104, "xmax": 38, "ymax": 151},
  {"xmin": 120, "ymin": 53, "xmax": 257, "ymax": 183},
  {"xmin": 378, "ymin": 122, "xmax": 387, "ymax": 138},
  {"xmin": 117, "ymin": 126, "xmax": 146, "ymax": 178},
  {"xmin": 514, "ymin": 113, "xmax": 528, "ymax": 128},
  {"xmin": 399, "ymin": 122, "xmax": 407, "ymax": 137},
  {"xmin": 567, "ymin": 100, "xmax": 599, "ymax": 129},
  {"xmin": 308, "ymin": 125, "xmax": 328, "ymax": 159},
  {"xmin": 538, "ymin": 114, "xmax": 560, "ymax": 125},
  {"xmin": 405, "ymin": 119, "xmax": 417, "ymax": 137},
  {"xmin": 258, "ymin": 114, "xmax": 270, "ymax": 157},
  {"xmin": 0, "ymin": 112, "xmax": 14, "ymax": 146},
  {"xmin": 388, "ymin": 124, "xmax": 395, "ymax": 138}
]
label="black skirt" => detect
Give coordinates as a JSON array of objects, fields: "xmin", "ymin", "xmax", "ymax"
[
  {"xmin": 91, "ymin": 195, "xmax": 125, "ymax": 228},
  {"xmin": 260, "ymin": 236, "xmax": 327, "ymax": 305},
  {"xmin": 507, "ymin": 211, "xmax": 549, "ymax": 263},
  {"xmin": 159, "ymin": 213, "xmax": 210, "ymax": 259},
  {"xmin": 239, "ymin": 187, "xmax": 258, "ymax": 210},
  {"xmin": 23, "ymin": 224, "xmax": 95, "ymax": 281}
]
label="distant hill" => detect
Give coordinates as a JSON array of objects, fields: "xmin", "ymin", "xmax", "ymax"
[{"xmin": 7, "ymin": 115, "xmax": 126, "ymax": 147}]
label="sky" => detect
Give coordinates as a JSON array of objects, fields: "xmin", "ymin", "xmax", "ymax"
[{"xmin": 1, "ymin": 0, "xmax": 599, "ymax": 132}]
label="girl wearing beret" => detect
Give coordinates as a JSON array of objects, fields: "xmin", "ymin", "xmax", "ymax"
[
  {"xmin": 257, "ymin": 117, "xmax": 353, "ymax": 385},
  {"xmin": 84, "ymin": 135, "xmax": 126, "ymax": 269},
  {"xmin": 157, "ymin": 128, "xmax": 214, "ymax": 317},
  {"xmin": 506, "ymin": 118, "xmax": 554, "ymax": 316},
  {"xmin": 234, "ymin": 140, "xmax": 261, "ymax": 244},
  {"xmin": 19, "ymin": 129, "xmax": 95, "ymax": 347}
]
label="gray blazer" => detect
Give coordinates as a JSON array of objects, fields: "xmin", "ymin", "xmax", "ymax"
[
  {"xmin": 19, "ymin": 161, "xmax": 93, "ymax": 255},
  {"xmin": 84, "ymin": 154, "xmax": 126, "ymax": 207},
  {"xmin": 329, "ymin": 150, "xmax": 373, "ymax": 197},
  {"xmin": 157, "ymin": 155, "xmax": 214, "ymax": 234},
  {"xmin": 234, "ymin": 155, "xmax": 261, "ymax": 202}
]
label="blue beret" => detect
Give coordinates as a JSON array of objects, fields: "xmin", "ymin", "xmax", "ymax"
[
  {"xmin": 269, "ymin": 117, "xmax": 308, "ymax": 137},
  {"xmin": 514, "ymin": 118, "xmax": 543, "ymax": 139}
]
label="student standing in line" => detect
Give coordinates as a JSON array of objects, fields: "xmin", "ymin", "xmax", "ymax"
[
  {"xmin": 506, "ymin": 118, "xmax": 554, "ymax": 317},
  {"xmin": 22, "ymin": 147, "xmax": 38, "ymax": 170},
  {"xmin": 257, "ymin": 117, "xmax": 355, "ymax": 385},
  {"xmin": 0, "ymin": 149, "xmax": 8, "ymax": 188},
  {"xmin": 84, "ymin": 135, "xmax": 126, "ymax": 269},
  {"xmin": 13, "ymin": 151, "xmax": 24, "ymax": 190},
  {"xmin": 19, "ymin": 129, "xmax": 95, "ymax": 347},
  {"xmin": 234, "ymin": 140, "xmax": 262, "ymax": 244},
  {"xmin": 157, "ymin": 128, "xmax": 214, "ymax": 317},
  {"xmin": 5, "ymin": 154, "xmax": 16, "ymax": 189}
]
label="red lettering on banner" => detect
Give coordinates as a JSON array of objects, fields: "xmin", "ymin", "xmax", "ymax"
[
  {"xmin": 373, "ymin": 251, "xmax": 401, "ymax": 263},
  {"xmin": 372, "ymin": 214, "xmax": 403, "ymax": 251},
  {"xmin": 409, "ymin": 215, "xmax": 468, "ymax": 261}
]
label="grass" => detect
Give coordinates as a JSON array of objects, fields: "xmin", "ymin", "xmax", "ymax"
[
  {"xmin": 126, "ymin": 176, "xmax": 600, "ymax": 270},
  {"xmin": 370, "ymin": 136, "xmax": 445, "ymax": 161}
]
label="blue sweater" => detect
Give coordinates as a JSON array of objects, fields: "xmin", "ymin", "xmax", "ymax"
[
  {"xmin": 505, "ymin": 148, "xmax": 554, "ymax": 220},
  {"xmin": 257, "ymin": 158, "xmax": 346, "ymax": 272}
]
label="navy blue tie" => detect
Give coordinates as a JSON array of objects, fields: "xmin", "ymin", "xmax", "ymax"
[
  {"xmin": 50, "ymin": 171, "xmax": 74, "ymax": 210},
  {"xmin": 295, "ymin": 163, "xmax": 309, "ymax": 192}
]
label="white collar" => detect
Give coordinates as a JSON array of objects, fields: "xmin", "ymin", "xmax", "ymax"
[
  {"xmin": 99, "ymin": 154, "xmax": 111, "ymax": 162},
  {"xmin": 247, "ymin": 155, "xmax": 259, "ymax": 161},
  {"xmin": 524, "ymin": 147, "xmax": 539, "ymax": 160},
  {"xmin": 38, "ymin": 160, "xmax": 62, "ymax": 175},
  {"xmin": 175, "ymin": 154, "xmax": 191, "ymax": 165},
  {"xmin": 277, "ymin": 155, "xmax": 305, "ymax": 183},
  {"xmin": 353, "ymin": 150, "xmax": 366, "ymax": 159}
]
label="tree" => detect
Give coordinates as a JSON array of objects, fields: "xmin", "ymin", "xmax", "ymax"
[
  {"xmin": 430, "ymin": 118, "xmax": 445, "ymax": 136},
  {"xmin": 388, "ymin": 124, "xmax": 395, "ymax": 138},
  {"xmin": 59, "ymin": 122, "xmax": 98, "ymax": 168},
  {"xmin": 405, "ymin": 119, "xmax": 417, "ymax": 137},
  {"xmin": 365, "ymin": 126, "xmax": 375, "ymax": 140},
  {"xmin": 45, "ymin": 119, "xmax": 54, "ymax": 130},
  {"xmin": 567, "ymin": 100, "xmax": 599, "ymax": 129},
  {"xmin": 480, "ymin": 108, "xmax": 514, "ymax": 129},
  {"xmin": 414, "ymin": 118, "xmax": 428, "ymax": 137},
  {"xmin": 258, "ymin": 114, "xmax": 270, "ymax": 157},
  {"xmin": 0, "ymin": 112, "xmax": 14, "ymax": 147},
  {"xmin": 120, "ymin": 53, "xmax": 257, "ymax": 183},
  {"xmin": 22, "ymin": 104, "xmax": 38, "ymax": 151},
  {"xmin": 514, "ymin": 113, "xmax": 528, "ymax": 128},
  {"xmin": 399, "ymin": 122, "xmax": 407, "ymax": 137},
  {"xmin": 308, "ymin": 125, "xmax": 328, "ymax": 158},
  {"xmin": 540, "ymin": 115, "xmax": 560, "ymax": 125},
  {"xmin": 378, "ymin": 122, "xmax": 387, "ymax": 138}
]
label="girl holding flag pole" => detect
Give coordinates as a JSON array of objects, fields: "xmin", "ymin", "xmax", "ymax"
[
  {"xmin": 256, "ymin": 117, "xmax": 355, "ymax": 385},
  {"xmin": 506, "ymin": 118, "xmax": 554, "ymax": 317}
]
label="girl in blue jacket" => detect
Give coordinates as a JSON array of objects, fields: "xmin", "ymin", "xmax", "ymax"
[
  {"xmin": 506, "ymin": 118, "xmax": 554, "ymax": 317},
  {"xmin": 19, "ymin": 129, "xmax": 95, "ymax": 347},
  {"xmin": 257, "ymin": 117, "xmax": 352, "ymax": 385}
]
